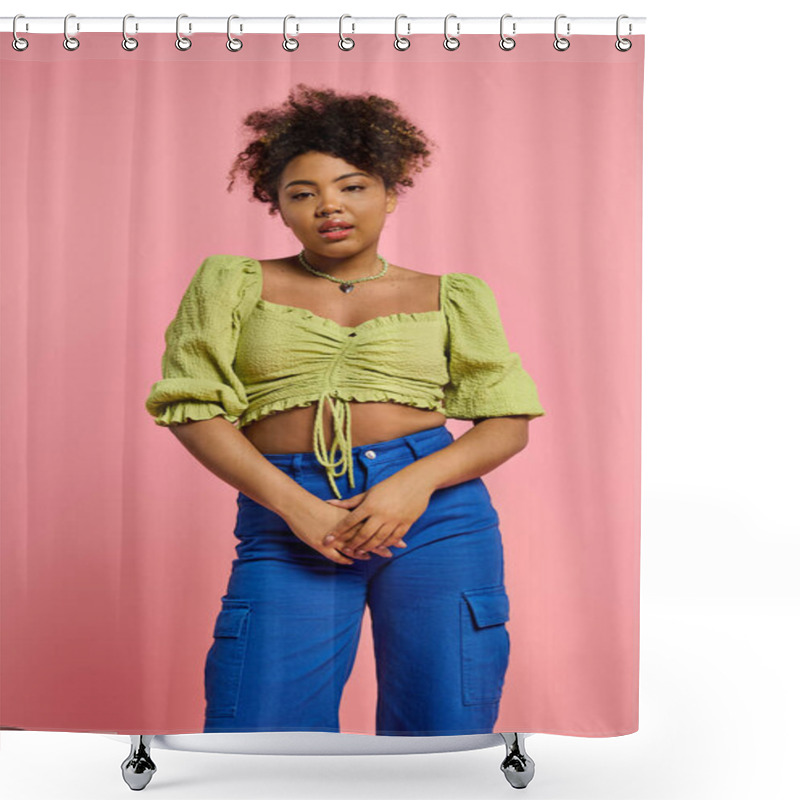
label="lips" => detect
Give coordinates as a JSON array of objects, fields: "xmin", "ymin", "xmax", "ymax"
[{"xmin": 318, "ymin": 221, "xmax": 354, "ymax": 232}]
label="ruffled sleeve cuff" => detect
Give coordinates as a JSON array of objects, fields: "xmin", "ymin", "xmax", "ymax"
[
  {"xmin": 145, "ymin": 380, "xmax": 248, "ymax": 426},
  {"xmin": 144, "ymin": 255, "xmax": 261, "ymax": 427},
  {"xmin": 442, "ymin": 272, "xmax": 546, "ymax": 421}
]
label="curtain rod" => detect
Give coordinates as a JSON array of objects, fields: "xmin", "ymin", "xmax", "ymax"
[{"xmin": 2, "ymin": 16, "xmax": 646, "ymax": 36}]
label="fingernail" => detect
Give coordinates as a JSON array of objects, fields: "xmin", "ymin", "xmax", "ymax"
[{"xmin": 324, "ymin": 535, "xmax": 334, "ymax": 543}]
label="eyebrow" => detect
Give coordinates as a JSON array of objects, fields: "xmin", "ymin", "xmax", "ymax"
[{"xmin": 283, "ymin": 172, "xmax": 372, "ymax": 189}]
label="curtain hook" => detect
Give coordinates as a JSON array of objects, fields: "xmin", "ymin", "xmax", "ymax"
[
  {"xmin": 12, "ymin": 14, "xmax": 29, "ymax": 52},
  {"xmin": 122, "ymin": 14, "xmax": 138, "ymax": 51},
  {"xmin": 226, "ymin": 15, "xmax": 243, "ymax": 52},
  {"xmin": 443, "ymin": 13, "xmax": 460, "ymax": 51},
  {"xmin": 283, "ymin": 15, "xmax": 299, "ymax": 51},
  {"xmin": 63, "ymin": 13, "xmax": 80, "ymax": 51},
  {"xmin": 615, "ymin": 15, "xmax": 632, "ymax": 52},
  {"xmin": 499, "ymin": 14, "xmax": 516, "ymax": 51},
  {"xmin": 339, "ymin": 14, "xmax": 355, "ymax": 51},
  {"xmin": 394, "ymin": 14, "xmax": 411, "ymax": 51},
  {"xmin": 175, "ymin": 13, "xmax": 191, "ymax": 51},
  {"xmin": 553, "ymin": 14, "xmax": 570, "ymax": 51}
]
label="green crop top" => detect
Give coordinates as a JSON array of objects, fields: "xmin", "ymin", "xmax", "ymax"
[{"xmin": 145, "ymin": 254, "xmax": 545, "ymax": 498}]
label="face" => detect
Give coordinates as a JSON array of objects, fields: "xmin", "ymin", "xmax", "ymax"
[{"xmin": 277, "ymin": 151, "xmax": 397, "ymax": 261}]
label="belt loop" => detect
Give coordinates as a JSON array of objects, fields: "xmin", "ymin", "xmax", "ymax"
[
  {"xmin": 404, "ymin": 433, "xmax": 430, "ymax": 460},
  {"xmin": 405, "ymin": 425, "xmax": 452, "ymax": 460},
  {"xmin": 291, "ymin": 452, "xmax": 305, "ymax": 479}
]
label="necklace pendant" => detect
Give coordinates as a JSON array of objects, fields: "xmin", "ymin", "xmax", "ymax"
[{"xmin": 340, "ymin": 282, "xmax": 355, "ymax": 294}]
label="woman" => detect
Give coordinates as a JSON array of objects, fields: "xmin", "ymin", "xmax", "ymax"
[{"xmin": 145, "ymin": 84, "xmax": 545, "ymax": 736}]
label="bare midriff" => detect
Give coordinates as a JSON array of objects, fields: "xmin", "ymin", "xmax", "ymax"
[{"xmin": 240, "ymin": 402, "xmax": 447, "ymax": 455}]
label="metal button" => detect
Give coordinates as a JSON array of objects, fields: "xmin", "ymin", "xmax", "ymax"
[{"xmin": 364, "ymin": 450, "xmax": 376, "ymax": 459}]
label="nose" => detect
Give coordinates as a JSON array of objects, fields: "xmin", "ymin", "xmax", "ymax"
[
  {"xmin": 316, "ymin": 191, "xmax": 343, "ymax": 214},
  {"xmin": 318, "ymin": 201, "xmax": 342, "ymax": 215}
]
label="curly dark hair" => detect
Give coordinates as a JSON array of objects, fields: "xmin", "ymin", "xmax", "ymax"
[{"xmin": 226, "ymin": 83, "xmax": 436, "ymax": 215}]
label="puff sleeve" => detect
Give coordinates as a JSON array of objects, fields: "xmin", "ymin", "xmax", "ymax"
[
  {"xmin": 144, "ymin": 255, "xmax": 261, "ymax": 426},
  {"xmin": 442, "ymin": 272, "xmax": 546, "ymax": 421}
]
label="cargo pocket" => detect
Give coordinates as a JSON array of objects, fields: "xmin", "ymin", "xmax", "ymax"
[
  {"xmin": 460, "ymin": 585, "xmax": 511, "ymax": 706},
  {"xmin": 204, "ymin": 599, "xmax": 251, "ymax": 718}
]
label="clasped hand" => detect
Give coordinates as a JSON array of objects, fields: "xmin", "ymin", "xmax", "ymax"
[{"xmin": 322, "ymin": 470, "xmax": 434, "ymax": 559}]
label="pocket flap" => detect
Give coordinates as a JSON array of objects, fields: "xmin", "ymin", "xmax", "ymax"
[
  {"xmin": 213, "ymin": 603, "xmax": 250, "ymax": 638},
  {"xmin": 462, "ymin": 586, "xmax": 510, "ymax": 628}
]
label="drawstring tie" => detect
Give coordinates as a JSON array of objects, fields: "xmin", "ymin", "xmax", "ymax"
[{"xmin": 312, "ymin": 389, "xmax": 355, "ymax": 500}]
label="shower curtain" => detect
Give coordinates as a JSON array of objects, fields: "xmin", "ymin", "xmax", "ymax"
[{"xmin": 0, "ymin": 28, "xmax": 644, "ymax": 737}]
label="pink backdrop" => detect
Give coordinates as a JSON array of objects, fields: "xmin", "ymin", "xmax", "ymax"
[{"xmin": 0, "ymin": 33, "xmax": 643, "ymax": 736}]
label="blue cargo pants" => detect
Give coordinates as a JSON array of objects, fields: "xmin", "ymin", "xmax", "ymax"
[{"xmin": 203, "ymin": 424, "xmax": 511, "ymax": 736}]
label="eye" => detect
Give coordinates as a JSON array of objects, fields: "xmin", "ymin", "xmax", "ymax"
[{"xmin": 290, "ymin": 185, "xmax": 364, "ymax": 200}]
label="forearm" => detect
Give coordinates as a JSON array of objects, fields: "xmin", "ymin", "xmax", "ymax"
[
  {"xmin": 166, "ymin": 416, "xmax": 315, "ymax": 518},
  {"xmin": 401, "ymin": 417, "xmax": 530, "ymax": 492}
]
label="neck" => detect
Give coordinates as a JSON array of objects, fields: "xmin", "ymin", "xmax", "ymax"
[{"xmin": 298, "ymin": 251, "xmax": 384, "ymax": 279}]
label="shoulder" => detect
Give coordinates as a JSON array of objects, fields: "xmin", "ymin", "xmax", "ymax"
[
  {"xmin": 184, "ymin": 255, "xmax": 262, "ymax": 312},
  {"xmin": 443, "ymin": 271, "xmax": 488, "ymax": 287},
  {"xmin": 441, "ymin": 271, "xmax": 494, "ymax": 302},
  {"xmin": 198, "ymin": 254, "xmax": 261, "ymax": 277},
  {"xmin": 389, "ymin": 268, "xmax": 493, "ymax": 309},
  {"xmin": 254, "ymin": 256, "xmax": 307, "ymax": 288},
  {"xmin": 256, "ymin": 256, "xmax": 290, "ymax": 274},
  {"xmin": 391, "ymin": 264, "xmax": 442, "ymax": 294},
  {"xmin": 190, "ymin": 254, "xmax": 262, "ymax": 288}
]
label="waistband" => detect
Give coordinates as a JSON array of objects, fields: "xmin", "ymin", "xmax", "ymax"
[{"xmin": 259, "ymin": 423, "xmax": 453, "ymax": 474}]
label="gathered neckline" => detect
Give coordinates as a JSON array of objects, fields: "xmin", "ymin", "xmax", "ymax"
[{"xmin": 245, "ymin": 256, "xmax": 447, "ymax": 332}]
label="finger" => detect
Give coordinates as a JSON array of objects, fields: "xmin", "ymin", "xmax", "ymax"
[
  {"xmin": 326, "ymin": 493, "xmax": 363, "ymax": 508},
  {"xmin": 376, "ymin": 525, "xmax": 412, "ymax": 555},
  {"xmin": 340, "ymin": 546, "xmax": 370, "ymax": 561},
  {"xmin": 323, "ymin": 518, "xmax": 359, "ymax": 544},
  {"xmin": 350, "ymin": 521, "xmax": 408, "ymax": 556},
  {"xmin": 370, "ymin": 536, "xmax": 409, "ymax": 557},
  {"xmin": 349, "ymin": 522, "xmax": 396, "ymax": 556},
  {"xmin": 389, "ymin": 527, "xmax": 409, "ymax": 547},
  {"xmin": 331, "ymin": 531, "xmax": 370, "ymax": 558},
  {"xmin": 326, "ymin": 517, "xmax": 368, "ymax": 546},
  {"xmin": 382, "ymin": 526, "xmax": 410, "ymax": 551},
  {"xmin": 328, "ymin": 550, "xmax": 354, "ymax": 565},
  {"xmin": 341, "ymin": 520, "xmax": 383, "ymax": 554}
]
